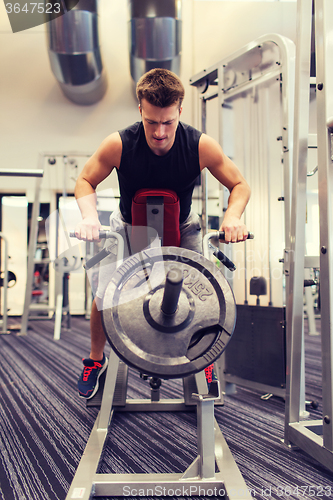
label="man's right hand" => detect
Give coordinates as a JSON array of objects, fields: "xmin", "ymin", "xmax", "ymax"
[{"xmin": 74, "ymin": 217, "xmax": 102, "ymax": 241}]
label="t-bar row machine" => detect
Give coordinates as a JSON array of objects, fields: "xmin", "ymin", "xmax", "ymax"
[{"xmin": 66, "ymin": 191, "xmax": 254, "ymax": 499}]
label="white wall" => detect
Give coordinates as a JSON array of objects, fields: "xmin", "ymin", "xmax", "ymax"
[
  {"xmin": 191, "ymin": 1, "xmax": 297, "ymax": 130},
  {"xmin": 192, "ymin": 1, "xmax": 297, "ymax": 72},
  {"xmin": 0, "ymin": 3, "xmax": 136, "ymax": 178},
  {"xmin": 0, "ymin": 1, "xmax": 297, "ymax": 189}
]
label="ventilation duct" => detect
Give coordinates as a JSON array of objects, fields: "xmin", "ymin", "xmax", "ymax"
[
  {"xmin": 46, "ymin": 0, "xmax": 107, "ymax": 105},
  {"xmin": 129, "ymin": 0, "xmax": 182, "ymax": 84}
]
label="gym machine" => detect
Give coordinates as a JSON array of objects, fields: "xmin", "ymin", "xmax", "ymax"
[
  {"xmin": 284, "ymin": 0, "xmax": 333, "ymax": 472},
  {"xmin": 0, "ymin": 232, "xmax": 9, "ymax": 334},
  {"xmin": 66, "ymin": 192, "xmax": 254, "ymax": 499},
  {"xmin": 189, "ymin": 33, "xmax": 295, "ymax": 401},
  {"xmin": 20, "ymin": 152, "xmax": 93, "ymax": 339},
  {"xmin": 0, "ymin": 169, "xmax": 44, "ymax": 335}
]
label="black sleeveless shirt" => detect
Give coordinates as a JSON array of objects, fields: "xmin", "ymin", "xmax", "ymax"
[{"xmin": 117, "ymin": 121, "xmax": 202, "ymax": 224}]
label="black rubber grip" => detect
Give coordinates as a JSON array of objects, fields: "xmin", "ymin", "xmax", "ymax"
[
  {"xmin": 84, "ymin": 248, "xmax": 109, "ymax": 270},
  {"xmin": 304, "ymin": 279, "xmax": 317, "ymax": 287},
  {"xmin": 213, "ymin": 249, "xmax": 236, "ymax": 272},
  {"xmin": 219, "ymin": 231, "xmax": 254, "ymax": 240},
  {"xmin": 69, "ymin": 230, "xmax": 113, "ymax": 239}
]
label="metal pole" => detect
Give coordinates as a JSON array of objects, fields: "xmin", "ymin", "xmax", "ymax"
[
  {"xmin": 243, "ymin": 98, "xmax": 249, "ymax": 305},
  {"xmin": 201, "ymin": 97, "xmax": 208, "ymax": 235},
  {"xmin": 0, "ymin": 233, "xmax": 9, "ymax": 334},
  {"xmin": 315, "ymin": 0, "xmax": 333, "ymax": 452},
  {"xmin": 284, "ymin": 0, "xmax": 312, "ymax": 439},
  {"xmin": 0, "ymin": 169, "xmax": 44, "ymax": 336},
  {"xmin": 161, "ymin": 269, "xmax": 183, "ymax": 315},
  {"xmin": 20, "ymin": 170, "xmax": 44, "ymax": 335},
  {"xmin": 0, "ymin": 169, "xmax": 44, "ymax": 178},
  {"xmin": 264, "ymin": 87, "xmax": 273, "ymax": 306}
]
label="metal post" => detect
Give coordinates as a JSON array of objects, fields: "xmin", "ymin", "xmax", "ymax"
[
  {"xmin": 161, "ymin": 268, "xmax": 183, "ymax": 315},
  {"xmin": 315, "ymin": 0, "xmax": 333, "ymax": 452},
  {"xmin": 196, "ymin": 397, "xmax": 215, "ymax": 479},
  {"xmin": 0, "ymin": 169, "xmax": 44, "ymax": 336},
  {"xmin": 284, "ymin": 0, "xmax": 312, "ymax": 437},
  {"xmin": 20, "ymin": 174, "xmax": 44, "ymax": 335},
  {"xmin": 201, "ymin": 96, "xmax": 208, "ymax": 235},
  {"xmin": 0, "ymin": 233, "xmax": 9, "ymax": 334},
  {"xmin": 284, "ymin": 0, "xmax": 333, "ymax": 471}
]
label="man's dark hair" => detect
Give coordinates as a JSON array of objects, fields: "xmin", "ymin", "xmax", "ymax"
[{"xmin": 136, "ymin": 68, "xmax": 185, "ymax": 109}]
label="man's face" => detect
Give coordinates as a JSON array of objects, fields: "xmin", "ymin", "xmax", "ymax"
[{"xmin": 139, "ymin": 99, "xmax": 182, "ymax": 156}]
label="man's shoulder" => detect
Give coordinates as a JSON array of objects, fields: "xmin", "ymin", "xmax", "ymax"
[
  {"xmin": 178, "ymin": 121, "xmax": 202, "ymax": 138},
  {"xmin": 119, "ymin": 121, "xmax": 142, "ymax": 137},
  {"xmin": 178, "ymin": 122, "xmax": 202, "ymax": 147},
  {"xmin": 118, "ymin": 122, "xmax": 143, "ymax": 158}
]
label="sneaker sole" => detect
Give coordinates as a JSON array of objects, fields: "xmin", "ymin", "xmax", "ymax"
[{"xmin": 79, "ymin": 357, "xmax": 108, "ymax": 400}]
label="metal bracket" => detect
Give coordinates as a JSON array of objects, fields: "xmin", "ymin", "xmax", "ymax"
[{"xmin": 283, "ymin": 248, "xmax": 291, "ymax": 277}]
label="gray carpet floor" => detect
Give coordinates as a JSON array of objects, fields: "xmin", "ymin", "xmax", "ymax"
[{"xmin": 0, "ymin": 316, "xmax": 332, "ymax": 500}]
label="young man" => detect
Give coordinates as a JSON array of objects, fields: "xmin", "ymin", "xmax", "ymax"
[{"xmin": 74, "ymin": 68, "xmax": 251, "ymax": 399}]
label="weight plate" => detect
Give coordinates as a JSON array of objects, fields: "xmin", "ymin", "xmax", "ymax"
[{"xmin": 102, "ymin": 247, "xmax": 236, "ymax": 378}]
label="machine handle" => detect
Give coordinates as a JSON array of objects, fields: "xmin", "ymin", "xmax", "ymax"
[
  {"xmin": 69, "ymin": 231, "xmax": 118, "ymax": 269},
  {"xmin": 304, "ymin": 279, "xmax": 317, "ymax": 287},
  {"xmin": 69, "ymin": 230, "xmax": 113, "ymax": 239},
  {"xmin": 205, "ymin": 231, "xmax": 254, "ymax": 271},
  {"xmin": 70, "ymin": 230, "xmax": 255, "ymax": 241},
  {"xmin": 218, "ymin": 231, "xmax": 254, "ymax": 241},
  {"xmin": 212, "ymin": 248, "xmax": 236, "ymax": 272},
  {"xmin": 84, "ymin": 248, "xmax": 109, "ymax": 270}
]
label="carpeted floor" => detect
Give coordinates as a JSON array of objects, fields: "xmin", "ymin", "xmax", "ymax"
[{"xmin": 0, "ymin": 316, "xmax": 332, "ymax": 500}]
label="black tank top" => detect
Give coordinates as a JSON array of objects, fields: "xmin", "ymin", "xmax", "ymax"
[{"xmin": 117, "ymin": 121, "xmax": 202, "ymax": 224}]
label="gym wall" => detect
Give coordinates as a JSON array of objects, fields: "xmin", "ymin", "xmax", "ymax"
[{"xmin": 0, "ymin": 1, "xmax": 297, "ymax": 181}]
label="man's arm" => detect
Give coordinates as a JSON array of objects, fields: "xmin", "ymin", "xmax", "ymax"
[
  {"xmin": 74, "ymin": 132, "xmax": 122, "ymax": 240},
  {"xmin": 199, "ymin": 134, "xmax": 251, "ymax": 242}
]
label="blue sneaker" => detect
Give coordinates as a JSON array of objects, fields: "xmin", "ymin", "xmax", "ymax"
[{"xmin": 77, "ymin": 354, "xmax": 108, "ymax": 399}]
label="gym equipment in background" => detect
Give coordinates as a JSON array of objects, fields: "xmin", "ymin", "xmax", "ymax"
[{"xmin": 0, "ymin": 169, "xmax": 44, "ymax": 336}]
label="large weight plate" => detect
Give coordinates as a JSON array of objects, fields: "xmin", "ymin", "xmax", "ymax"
[{"xmin": 102, "ymin": 247, "xmax": 236, "ymax": 378}]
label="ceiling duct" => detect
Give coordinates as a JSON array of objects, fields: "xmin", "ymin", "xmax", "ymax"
[
  {"xmin": 46, "ymin": 0, "xmax": 107, "ymax": 105},
  {"xmin": 129, "ymin": 0, "xmax": 182, "ymax": 84}
]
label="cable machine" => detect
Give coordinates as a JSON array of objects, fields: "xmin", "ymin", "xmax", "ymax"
[
  {"xmin": 190, "ymin": 0, "xmax": 333, "ymax": 472},
  {"xmin": 0, "ymin": 232, "xmax": 9, "ymax": 334},
  {"xmin": 190, "ymin": 33, "xmax": 295, "ymax": 400},
  {"xmin": 17, "ymin": 152, "xmax": 92, "ymax": 339},
  {"xmin": 0, "ymin": 169, "xmax": 44, "ymax": 335}
]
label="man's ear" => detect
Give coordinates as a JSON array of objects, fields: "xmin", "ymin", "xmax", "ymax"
[
  {"xmin": 138, "ymin": 104, "xmax": 142, "ymax": 114},
  {"xmin": 179, "ymin": 106, "xmax": 183, "ymax": 116}
]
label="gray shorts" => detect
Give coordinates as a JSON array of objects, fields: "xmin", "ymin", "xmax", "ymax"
[{"xmin": 93, "ymin": 210, "xmax": 202, "ymax": 302}]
